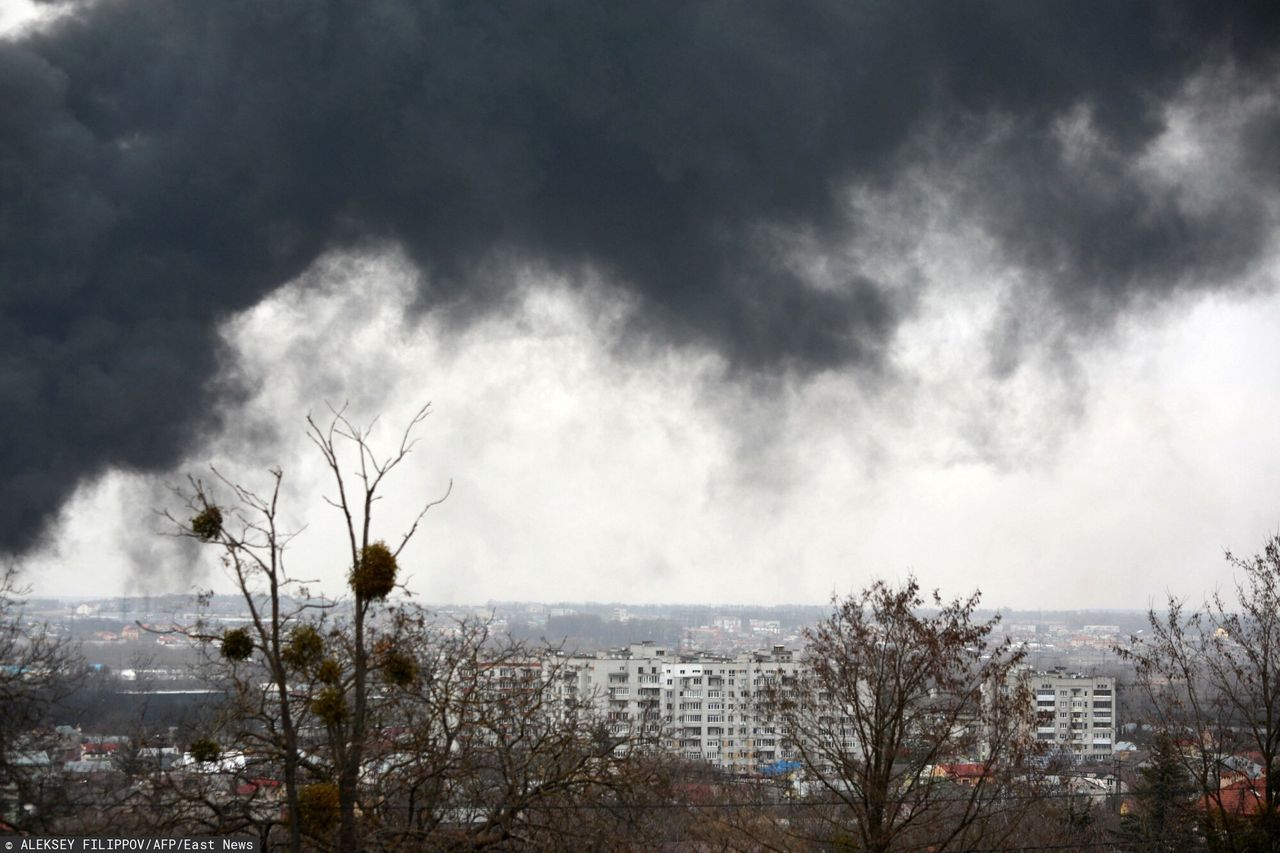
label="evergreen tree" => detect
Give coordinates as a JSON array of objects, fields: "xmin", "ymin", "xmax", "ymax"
[{"xmin": 1115, "ymin": 732, "xmax": 1198, "ymax": 852}]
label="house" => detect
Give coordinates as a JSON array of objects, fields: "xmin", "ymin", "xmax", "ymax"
[
  {"xmin": 137, "ymin": 747, "xmax": 181, "ymax": 771},
  {"xmin": 82, "ymin": 742, "xmax": 120, "ymax": 760},
  {"xmin": 1200, "ymin": 777, "xmax": 1265, "ymax": 817},
  {"xmin": 930, "ymin": 763, "xmax": 990, "ymax": 786}
]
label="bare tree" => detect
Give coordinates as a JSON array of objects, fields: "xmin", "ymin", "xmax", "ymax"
[
  {"xmin": 157, "ymin": 405, "xmax": 684, "ymax": 849},
  {"xmin": 304, "ymin": 404, "xmax": 450, "ymax": 850},
  {"xmin": 359, "ymin": 613, "xmax": 675, "ymax": 849},
  {"xmin": 0, "ymin": 565, "xmax": 85, "ymax": 832},
  {"xmin": 1120, "ymin": 535, "xmax": 1280, "ymax": 852},
  {"xmin": 165, "ymin": 466, "xmax": 318, "ymax": 851},
  {"xmin": 161, "ymin": 404, "xmax": 448, "ymax": 851},
  {"xmin": 760, "ymin": 577, "xmax": 1033, "ymax": 852}
]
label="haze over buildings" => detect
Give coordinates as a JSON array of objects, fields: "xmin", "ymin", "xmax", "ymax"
[{"xmin": 1, "ymin": 1, "xmax": 1279, "ymax": 608}]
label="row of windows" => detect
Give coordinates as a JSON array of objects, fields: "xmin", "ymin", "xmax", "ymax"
[{"xmin": 1038, "ymin": 697, "xmax": 1111, "ymax": 708}]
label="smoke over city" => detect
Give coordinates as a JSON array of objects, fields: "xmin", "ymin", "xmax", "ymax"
[{"xmin": 2, "ymin": 0, "xmax": 1279, "ymax": 555}]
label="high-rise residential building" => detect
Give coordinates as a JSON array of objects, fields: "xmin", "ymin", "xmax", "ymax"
[
  {"xmin": 1018, "ymin": 669, "xmax": 1116, "ymax": 761},
  {"xmin": 553, "ymin": 642, "xmax": 802, "ymax": 772}
]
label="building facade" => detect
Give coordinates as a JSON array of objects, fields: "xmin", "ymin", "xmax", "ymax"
[
  {"xmin": 554, "ymin": 642, "xmax": 803, "ymax": 772},
  {"xmin": 1023, "ymin": 669, "xmax": 1116, "ymax": 761}
]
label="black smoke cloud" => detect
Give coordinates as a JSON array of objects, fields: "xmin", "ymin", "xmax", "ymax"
[{"xmin": 2, "ymin": 0, "xmax": 1278, "ymax": 554}]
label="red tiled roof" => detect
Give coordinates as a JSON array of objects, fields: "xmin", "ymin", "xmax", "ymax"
[
  {"xmin": 236, "ymin": 778, "xmax": 282, "ymax": 796},
  {"xmin": 1200, "ymin": 777, "xmax": 1265, "ymax": 816},
  {"xmin": 937, "ymin": 763, "xmax": 987, "ymax": 778}
]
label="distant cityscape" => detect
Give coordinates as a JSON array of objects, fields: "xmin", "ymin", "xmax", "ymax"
[
  {"xmin": 13, "ymin": 581, "xmax": 1276, "ymax": 847},
  {"xmin": 15, "ymin": 594, "xmax": 1142, "ymax": 767},
  {"xmin": 21, "ymin": 594, "xmax": 1145, "ymax": 676}
]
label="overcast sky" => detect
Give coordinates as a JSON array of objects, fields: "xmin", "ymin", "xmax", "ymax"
[{"xmin": 4, "ymin": 1, "xmax": 1279, "ymax": 609}]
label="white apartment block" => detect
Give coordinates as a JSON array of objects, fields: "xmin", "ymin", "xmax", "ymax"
[
  {"xmin": 1021, "ymin": 670, "xmax": 1116, "ymax": 761},
  {"xmin": 554, "ymin": 641, "xmax": 803, "ymax": 772}
]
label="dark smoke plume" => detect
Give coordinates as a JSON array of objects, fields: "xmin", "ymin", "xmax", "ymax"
[{"xmin": 2, "ymin": 1, "xmax": 1278, "ymax": 553}]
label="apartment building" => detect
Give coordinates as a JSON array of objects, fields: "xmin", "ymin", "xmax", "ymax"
[
  {"xmin": 551, "ymin": 641, "xmax": 669, "ymax": 740},
  {"xmin": 1020, "ymin": 669, "xmax": 1116, "ymax": 761},
  {"xmin": 555, "ymin": 642, "xmax": 802, "ymax": 772}
]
